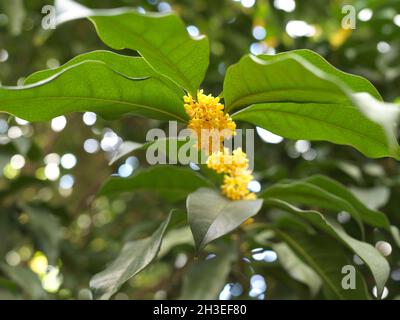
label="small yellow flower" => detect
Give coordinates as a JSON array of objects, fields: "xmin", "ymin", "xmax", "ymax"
[
  {"xmin": 184, "ymin": 90, "xmax": 236, "ymax": 153},
  {"xmin": 207, "ymin": 147, "xmax": 249, "ymax": 175},
  {"xmin": 221, "ymin": 170, "xmax": 255, "ymax": 200},
  {"xmin": 184, "ymin": 91, "xmax": 256, "ymax": 201}
]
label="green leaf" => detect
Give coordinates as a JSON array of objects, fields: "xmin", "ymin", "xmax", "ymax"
[
  {"xmin": 225, "ymin": 49, "xmax": 399, "ymax": 158},
  {"xmin": 90, "ymin": 211, "xmax": 174, "ymax": 300},
  {"xmin": 179, "ymin": 250, "xmax": 235, "ymax": 299},
  {"xmin": 271, "ymin": 242, "xmax": 322, "ymax": 297},
  {"xmin": 289, "ymin": 175, "xmax": 400, "ymax": 246},
  {"xmin": 304, "ymin": 175, "xmax": 390, "ymax": 229},
  {"xmin": 158, "ymin": 226, "xmax": 194, "ymax": 258},
  {"xmin": 109, "ymin": 137, "xmax": 196, "ymax": 165},
  {"xmin": 265, "ymin": 199, "xmax": 390, "ymax": 298},
  {"xmin": 0, "ymin": 264, "xmax": 46, "ymax": 299},
  {"xmin": 24, "ymin": 50, "xmax": 157, "ymax": 85},
  {"xmin": 187, "ymin": 188, "xmax": 263, "ymax": 251},
  {"xmin": 261, "ymin": 179, "xmax": 365, "ymax": 235},
  {"xmin": 99, "ymin": 166, "xmax": 212, "ymax": 202},
  {"xmin": 0, "ymin": 59, "xmax": 187, "ymax": 122},
  {"xmin": 225, "ymin": 49, "xmax": 381, "ymax": 112},
  {"xmin": 272, "ymin": 229, "xmax": 370, "ymax": 299},
  {"xmin": 90, "ymin": 10, "xmax": 209, "ymax": 95}
]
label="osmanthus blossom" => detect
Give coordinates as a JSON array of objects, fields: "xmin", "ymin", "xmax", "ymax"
[{"xmin": 184, "ymin": 90, "xmax": 256, "ymax": 201}]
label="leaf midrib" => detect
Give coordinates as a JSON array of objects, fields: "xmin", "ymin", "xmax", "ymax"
[
  {"xmin": 200, "ymin": 200, "xmax": 228, "ymax": 249},
  {"xmin": 277, "ymin": 230, "xmax": 346, "ymax": 300},
  {"xmin": 233, "ymin": 104, "xmax": 388, "ymax": 151},
  {"xmin": 111, "ymin": 16, "xmax": 197, "ymax": 93},
  {"xmin": 2, "ymin": 96, "xmax": 187, "ymax": 123},
  {"xmin": 226, "ymin": 87, "xmax": 347, "ymax": 112},
  {"xmin": 263, "ymin": 183, "xmax": 363, "ymax": 221}
]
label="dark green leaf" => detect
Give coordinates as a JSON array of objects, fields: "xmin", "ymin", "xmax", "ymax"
[
  {"xmin": 187, "ymin": 188, "xmax": 263, "ymax": 251},
  {"xmin": 0, "ymin": 264, "xmax": 46, "ymax": 299},
  {"xmin": 271, "ymin": 242, "xmax": 322, "ymax": 297},
  {"xmin": 273, "ymin": 229, "xmax": 370, "ymax": 300},
  {"xmin": 20, "ymin": 204, "xmax": 61, "ymax": 265},
  {"xmin": 304, "ymin": 175, "xmax": 390, "ymax": 229},
  {"xmin": 261, "ymin": 179, "xmax": 365, "ymax": 234},
  {"xmin": 90, "ymin": 211, "xmax": 173, "ymax": 300},
  {"xmin": 109, "ymin": 137, "xmax": 196, "ymax": 165},
  {"xmin": 265, "ymin": 199, "xmax": 390, "ymax": 297},
  {"xmin": 99, "ymin": 166, "xmax": 212, "ymax": 202},
  {"xmin": 180, "ymin": 250, "xmax": 235, "ymax": 299},
  {"xmin": 158, "ymin": 226, "xmax": 194, "ymax": 258}
]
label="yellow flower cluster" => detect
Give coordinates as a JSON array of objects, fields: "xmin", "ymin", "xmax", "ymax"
[
  {"xmin": 207, "ymin": 148, "xmax": 256, "ymax": 200},
  {"xmin": 184, "ymin": 90, "xmax": 236, "ymax": 153},
  {"xmin": 184, "ymin": 91, "xmax": 256, "ymax": 201}
]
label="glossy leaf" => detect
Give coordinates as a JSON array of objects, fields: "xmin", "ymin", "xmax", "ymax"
[
  {"xmin": 225, "ymin": 50, "xmax": 399, "ymax": 158},
  {"xmin": 0, "ymin": 59, "xmax": 187, "ymax": 122},
  {"xmin": 180, "ymin": 251, "xmax": 234, "ymax": 299},
  {"xmin": 272, "ymin": 242, "xmax": 322, "ymax": 297},
  {"xmin": 265, "ymin": 198, "xmax": 390, "ymax": 297},
  {"xmin": 304, "ymin": 175, "xmax": 390, "ymax": 229},
  {"xmin": 99, "ymin": 166, "xmax": 212, "ymax": 202},
  {"xmin": 187, "ymin": 188, "xmax": 263, "ymax": 250},
  {"xmin": 90, "ymin": 212, "xmax": 173, "ymax": 300},
  {"xmin": 273, "ymin": 229, "xmax": 370, "ymax": 299},
  {"xmin": 294, "ymin": 175, "xmax": 400, "ymax": 246},
  {"xmin": 90, "ymin": 10, "xmax": 209, "ymax": 95},
  {"xmin": 261, "ymin": 179, "xmax": 365, "ymax": 234},
  {"xmin": 24, "ymin": 50, "xmax": 157, "ymax": 84}
]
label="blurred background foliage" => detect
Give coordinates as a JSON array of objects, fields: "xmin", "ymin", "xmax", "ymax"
[{"xmin": 0, "ymin": 0, "xmax": 400, "ymax": 300}]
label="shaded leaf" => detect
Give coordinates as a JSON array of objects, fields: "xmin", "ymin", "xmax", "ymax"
[
  {"xmin": 90, "ymin": 211, "xmax": 174, "ymax": 300},
  {"xmin": 304, "ymin": 175, "xmax": 400, "ymax": 245},
  {"xmin": 20, "ymin": 204, "xmax": 62, "ymax": 265},
  {"xmin": 187, "ymin": 188, "xmax": 263, "ymax": 250},
  {"xmin": 273, "ymin": 229, "xmax": 370, "ymax": 300},
  {"xmin": 2, "ymin": 0, "xmax": 26, "ymax": 36},
  {"xmin": 265, "ymin": 198, "xmax": 390, "ymax": 297},
  {"xmin": 0, "ymin": 264, "xmax": 46, "ymax": 299},
  {"xmin": 272, "ymin": 242, "xmax": 322, "ymax": 297},
  {"xmin": 180, "ymin": 250, "xmax": 235, "ymax": 299},
  {"xmin": 261, "ymin": 174, "xmax": 392, "ymax": 236},
  {"xmin": 261, "ymin": 179, "xmax": 365, "ymax": 234},
  {"xmin": 99, "ymin": 166, "xmax": 212, "ymax": 202}
]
